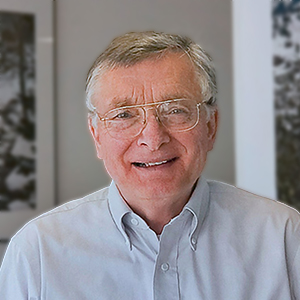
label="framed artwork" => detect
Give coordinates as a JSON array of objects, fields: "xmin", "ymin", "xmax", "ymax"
[
  {"xmin": 0, "ymin": 0, "xmax": 54, "ymax": 241},
  {"xmin": 233, "ymin": 0, "xmax": 300, "ymax": 212},
  {"xmin": 273, "ymin": 0, "xmax": 300, "ymax": 211}
]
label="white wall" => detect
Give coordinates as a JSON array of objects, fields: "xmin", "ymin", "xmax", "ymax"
[
  {"xmin": 56, "ymin": 0, "xmax": 234, "ymax": 204},
  {"xmin": 1, "ymin": 0, "xmax": 234, "ymax": 261}
]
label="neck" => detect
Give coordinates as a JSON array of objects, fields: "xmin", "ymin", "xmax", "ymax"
[{"xmin": 117, "ymin": 182, "xmax": 196, "ymax": 235}]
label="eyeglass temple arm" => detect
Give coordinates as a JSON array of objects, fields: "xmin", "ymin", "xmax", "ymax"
[
  {"xmin": 197, "ymin": 97, "xmax": 212, "ymax": 107},
  {"xmin": 89, "ymin": 107, "xmax": 106, "ymax": 121}
]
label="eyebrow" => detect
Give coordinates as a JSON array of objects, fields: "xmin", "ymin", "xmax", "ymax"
[{"xmin": 107, "ymin": 98, "xmax": 135, "ymax": 110}]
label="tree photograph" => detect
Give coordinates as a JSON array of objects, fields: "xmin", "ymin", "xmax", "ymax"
[
  {"xmin": 273, "ymin": 0, "xmax": 300, "ymax": 210},
  {"xmin": 0, "ymin": 11, "xmax": 36, "ymax": 211}
]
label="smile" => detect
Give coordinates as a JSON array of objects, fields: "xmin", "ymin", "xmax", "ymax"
[{"xmin": 132, "ymin": 157, "xmax": 177, "ymax": 168}]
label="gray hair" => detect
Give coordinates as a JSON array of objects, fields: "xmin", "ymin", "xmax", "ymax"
[{"xmin": 86, "ymin": 31, "xmax": 217, "ymax": 122}]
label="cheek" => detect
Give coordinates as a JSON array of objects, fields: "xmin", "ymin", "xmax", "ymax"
[
  {"xmin": 101, "ymin": 148, "xmax": 123, "ymax": 180},
  {"xmin": 101, "ymin": 138, "xmax": 131, "ymax": 168},
  {"xmin": 184, "ymin": 132, "xmax": 209, "ymax": 164}
]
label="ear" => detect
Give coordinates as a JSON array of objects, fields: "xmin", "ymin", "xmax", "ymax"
[
  {"xmin": 206, "ymin": 108, "xmax": 218, "ymax": 151},
  {"xmin": 88, "ymin": 117, "xmax": 103, "ymax": 159}
]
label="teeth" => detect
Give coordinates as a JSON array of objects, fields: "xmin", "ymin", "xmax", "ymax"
[
  {"xmin": 145, "ymin": 160, "xmax": 168, "ymax": 167},
  {"xmin": 134, "ymin": 160, "xmax": 169, "ymax": 168}
]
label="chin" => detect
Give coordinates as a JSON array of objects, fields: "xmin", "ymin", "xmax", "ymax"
[{"xmin": 138, "ymin": 182, "xmax": 185, "ymax": 199}]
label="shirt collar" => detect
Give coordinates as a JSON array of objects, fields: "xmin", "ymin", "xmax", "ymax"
[
  {"xmin": 183, "ymin": 176, "xmax": 210, "ymax": 251},
  {"xmin": 107, "ymin": 181, "xmax": 133, "ymax": 248},
  {"xmin": 108, "ymin": 177, "xmax": 210, "ymax": 251}
]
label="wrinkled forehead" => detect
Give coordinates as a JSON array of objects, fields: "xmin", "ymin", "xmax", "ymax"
[{"xmin": 92, "ymin": 53, "xmax": 202, "ymax": 111}]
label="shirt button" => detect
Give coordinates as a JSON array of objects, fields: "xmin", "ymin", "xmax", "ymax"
[
  {"xmin": 161, "ymin": 263, "xmax": 169, "ymax": 272},
  {"xmin": 191, "ymin": 237, "xmax": 197, "ymax": 245},
  {"xmin": 130, "ymin": 218, "xmax": 139, "ymax": 226}
]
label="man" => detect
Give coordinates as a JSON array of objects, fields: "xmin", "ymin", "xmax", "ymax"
[{"xmin": 0, "ymin": 31, "xmax": 299, "ymax": 299}]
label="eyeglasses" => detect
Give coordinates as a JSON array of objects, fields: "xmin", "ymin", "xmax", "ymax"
[{"xmin": 93, "ymin": 98, "xmax": 208, "ymax": 139}]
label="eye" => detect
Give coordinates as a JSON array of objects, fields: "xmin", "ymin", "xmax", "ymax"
[
  {"xmin": 115, "ymin": 111, "xmax": 133, "ymax": 119},
  {"xmin": 164, "ymin": 106, "xmax": 189, "ymax": 116},
  {"xmin": 108, "ymin": 108, "xmax": 140, "ymax": 121},
  {"xmin": 169, "ymin": 108, "xmax": 187, "ymax": 114}
]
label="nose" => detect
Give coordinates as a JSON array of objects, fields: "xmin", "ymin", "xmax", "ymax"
[{"xmin": 136, "ymin": 110, "xmax": 170, "ymax": 151}]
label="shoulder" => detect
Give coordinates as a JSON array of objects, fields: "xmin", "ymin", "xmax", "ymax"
[
  {"xmin": 205, "ymin": 180, "xmax": 300, "ymax": 286},
  {"xmin": 206, "ymin": 179, "xmax": 300, "ymax": 222},
  {"xmin": 10, "ymin": 186, "xmax": 111, "ymax": 245},
  {"xmin": 43, "ymin": 186, "xmax": 110, "ymax": 216}
]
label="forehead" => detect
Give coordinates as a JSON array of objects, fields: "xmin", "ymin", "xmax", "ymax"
[{"xmin": 93, "ymin": 52, "xmax": 202, "ymax": 110}]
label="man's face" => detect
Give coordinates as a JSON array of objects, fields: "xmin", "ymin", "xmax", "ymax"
[{"xmin": 89, "ymin": 52, "xmax": 217, "ymax": 203}]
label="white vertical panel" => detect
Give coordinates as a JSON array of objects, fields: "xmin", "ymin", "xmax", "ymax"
[{"xmin": 233, "ymin": 0, "xmax": 276, "ymax": 199}]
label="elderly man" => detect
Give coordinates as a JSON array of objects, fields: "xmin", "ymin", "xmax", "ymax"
[{"xmin": 1, "ymin": 31, "xmax": 300, "ymax": 299}]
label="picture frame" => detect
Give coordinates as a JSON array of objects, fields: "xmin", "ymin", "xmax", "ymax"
[{"xmin": 0, "ymin": 0, "xmax": 55, "ymax": 240}]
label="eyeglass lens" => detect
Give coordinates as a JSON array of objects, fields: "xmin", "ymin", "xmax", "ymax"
[{"xmin": 104, "ymin": 99, "xmax": 200, "ymax": 138}]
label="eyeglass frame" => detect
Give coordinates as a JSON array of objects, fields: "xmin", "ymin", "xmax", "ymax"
[{"xmin": 92, "ymin": 98, "xmax": 211, "ymax": 138}]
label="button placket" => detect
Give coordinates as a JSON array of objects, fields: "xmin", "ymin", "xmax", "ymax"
[{"xmin": 153, "ymin": 218, "xmax": 185, "ymax": 300}]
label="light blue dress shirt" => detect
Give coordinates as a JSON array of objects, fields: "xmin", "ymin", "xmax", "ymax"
[{"xmin": 1, "ymin": 177, "xmax": 300, "ymax": 299}]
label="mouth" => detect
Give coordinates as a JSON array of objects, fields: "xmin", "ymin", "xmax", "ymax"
[{"xmin": 132, "ymin": 157, "xmax": 177, "ymax": 168}]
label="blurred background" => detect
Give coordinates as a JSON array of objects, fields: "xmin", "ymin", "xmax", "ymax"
[{"xmin": 0, "ymin": 0, "xmax": 299, "ymax": 260}]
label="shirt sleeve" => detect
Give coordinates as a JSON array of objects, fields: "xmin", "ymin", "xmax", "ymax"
[{"xmin": 0, "ymin": 239, "xmax": 40, "ymax": 300}]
